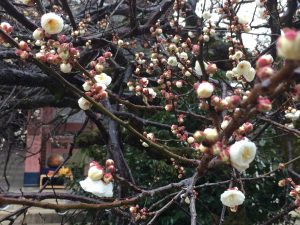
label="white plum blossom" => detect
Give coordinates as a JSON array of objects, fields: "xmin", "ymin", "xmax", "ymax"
[
  {"xmin": 80, "ymin": 177, "xmax": 113, "ymax": 197},
  {"xmin": 88, "ymin": 163, "xmax": 104, "ymax": 181},
  {"xmin": 243, "ymin": 68, "xmax": 256, "ymax": 82},
  {"xmin": 78, "ymin": 97, "xmax": 92, "ymax": 110},
  {"xmin": 95, "ymin": 73, "xmax": 112, "ymax": 86},
  {"xmin": 82, "ymin": 82, "xmax": 92, "ymax": 91},
  {"xmin": 172, "ymin": 12, "xmax": 186, "ymax": 27},
  {"xmin": 285, "ymin": 109, "xmax": 300, "ymax": 121},
  {"xmin": 203, "ymin": 35, "xmax": 210, "ymax": 42},
  {"xmin": 229, "ymin": 138, "xmax": 257, "ymax": 172},
  {"xmin": 220, "ymin": 187, "xmax": 245, "ymax": 208},
  {"xmin": 221, "ymin": 120, "xmax": 230, "ymax": 130},
  {"xmin": 233, "ymin": 51, "xmax": 243, "ymax": 60},
  {"xmin": 60, "ymin": 63, "xmax": 72, "ymax": 73},
  {"xmin": 236, "ymin": 60, "xmax": 251, "ymax": 75},
  {"xmin": 148, "ymin": 88, "xmax": 157, "ymax": 99},
  {"xmin": 226, "ymin": 70, "xmax": 234, "ymax": 80},
  {"xmin": 167, "ymin": 56, "xmax": 178, "ymax": 66},
  {"xmin": 196, "ymin": 82, "xmax": 214, "ymax": 98},
  {"xmin": 32, "ymin": 28, "xmax": 45, "ymax": 40},
  {"xmin": 41, "ymin": 13, "xmax": 64, "ymax": 35},
  {"xmin": 237, "ymin": 15, "xmax": 249, "ymax": 24},
  {"xmin": 179, "ymin": 52, "xmax": 188, "ymax": 60}
]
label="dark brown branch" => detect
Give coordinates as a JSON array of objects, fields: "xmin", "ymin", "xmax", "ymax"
[
  {"xmin": 261, "ymin": 204, "xmax": 297, "ymax": 225},
  {"xmin": 60, "ymin": 0, "xmax": 77, "ymax": 30}
]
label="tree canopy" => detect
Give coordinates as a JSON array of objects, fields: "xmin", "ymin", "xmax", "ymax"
[{"xmin": 0, "ymin": 0, "xmax": 300, "ymax": 224}]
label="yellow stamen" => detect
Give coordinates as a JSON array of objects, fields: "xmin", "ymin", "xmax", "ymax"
[{"xmin": 242, "ymin": 148, "xmax": 251, "ymax": 160}]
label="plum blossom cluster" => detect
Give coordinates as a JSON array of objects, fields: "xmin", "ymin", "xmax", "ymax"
[
  {"xmin": 129, "ymin": 205, "xmax": 148, "ymax": 221},
  {"xmin": 27, "ymin": 13, "xmax": 80, "ymax": 71},
  {"xmin": 140, "ymin": 132, "xmax": 156, "ymax": 147},
  {"xmin": 255, "ymin": 0, "xmax": 268, "ymax": 19},
  {"xmin": 0, "ymin": 22, "xmax": 13, "ymax": 46},
  {"xmin": 226, "ymin": 60, "xmax": 256, "ymax": 82},
  {"xmin": 202, "ymin": 23, "xmax": 216, "ymax": 42},
  {"xmin": 188, "ymin": 128, "xmax": 219, "ymax": 154},
  {"xmin": 256, "ymin": 54, "xmax": 274, "ymax": 81},
  {"xmin": 79, "ymin": 160, "xmax": 115, "ymax": 197},
  {"xmin": 221, "ymin": 117, "xmax": 253, "ymax": 139},
  {"xmin": 171, "ymin": 158, "xmax": 186, "ymax": 179},
  {"xmin": 170, "ymin": 0, "xmax": 187, "ymax": 27},
  {"xmin": 278, "ymin": 178, "xmax": 300, "ymax": 213},
  {"xmin": 171, "ymin": 124, "xmax": 189, "ymax": 142},
  {"xmin": 78, "ymin": 54, "xmax": 113, "ymax": 110},
  {"xmin": 71, "ymin": 19, "xmax": 90, "ymax": 37},
  {"xmin": 127, "ymin": 77, "xmax": 157, "ymax": 103},
  {"xmin": 284, "ymin": 107, "xmax": 300, "ymax": 128},
  {"xmin": 216, "ymin": 0, "xmax": 250, "ymax": 33}
]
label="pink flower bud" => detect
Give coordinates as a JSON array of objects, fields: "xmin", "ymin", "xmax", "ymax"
[
  {"xmin": 257, "ymin": 96, "xmax": 272, "ymax": 112},
  {"xmin": 104, "ymin": 51, "xmax": 112, "ymax": 58},
  {"xmin": 290, "ymin": 190, "xmax": 297, "ymax": 197},
  {"xmin": 257, "ymin": 66, "xmax": 274, "ymax": 81},
  {"xmin": 277, "ymin": 29, "xmax": 300, "ymax": 60},
  {"xmin": 35, "ymin": 52, "xmax": 46, "ymax": 62},
  {"xmin": 242, "ymin": 122, "xmax": 253, "ymax": 134},
  {"xmin": 206, "ymin": 63, "xmax": 218, "ymax": 74},
  {"xmin": 69, "ymin": 48, "xmax": 79, "ymax": 58},
  {"xmin": 105, "ymin": 159, "xmax": 114, "ymax": 167},
  {"xmin": 18, "ymin": 41, "xmax": 28, "ymax": 51},
  {"xmin": 46, "ymin": 53, "xmax": 60, "ymax": 64},
  {"xmin": 192, "ymin": 45, "xmax": 200, "ymax": 55},
  {"xmin": 99, "ymin": 91, "xmax": 108, "ymax": 99},
  {"xmin": 211, "ymin": 141, "xmax": 222, "ymax": 155},
  {"xmin": 90, "ymin": 61, "xmax": 97, "ymax": 68},
  {"xmin": 21, "ymin": 51, "xmax": 30, "ymax": 59},
  {"xmin": 219, "ymin": 149, "xmax": 230, "ymax": 162},
  {"xmin": 139, "ymin": 77, "xmax": 149, "ymax": 87},
  {"xmin": 165, "ymin": 104, "xmax": 173, "ymax": 111},
  {"xmin": 103, "ymin": 173, "xmax": 113, "ymax": 183},
  {"xmin": 256, "ymin": 54, "xmax": 273, "ymax": 68},
  {"xmin": 211, "ymin": 95, "xmax": 221, "ymax": 106},
  {"xmin": 0, "ymin": 22, "xmax": 13, "ymax": 33},
  {"xmin": 278, "ymin": 179, "xmax": 287, "ymax": 187},
  {"xmin": 107, "ymin": 165, "xmax": 115, "ymax": 173},
  {"xmin": 129, "ymin": 206, "xmax": 137, "ymax": 213},
  {"xmin": 58, "ymin": 34, "xmax": 67, "ymax": 43},
  {"xmin": 292, "ymin": 84, "xmax": 300, "ymax": 101},
  {"xmin": 229, "ymin": 95, "xmax": 241, "ymax": 107}
]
